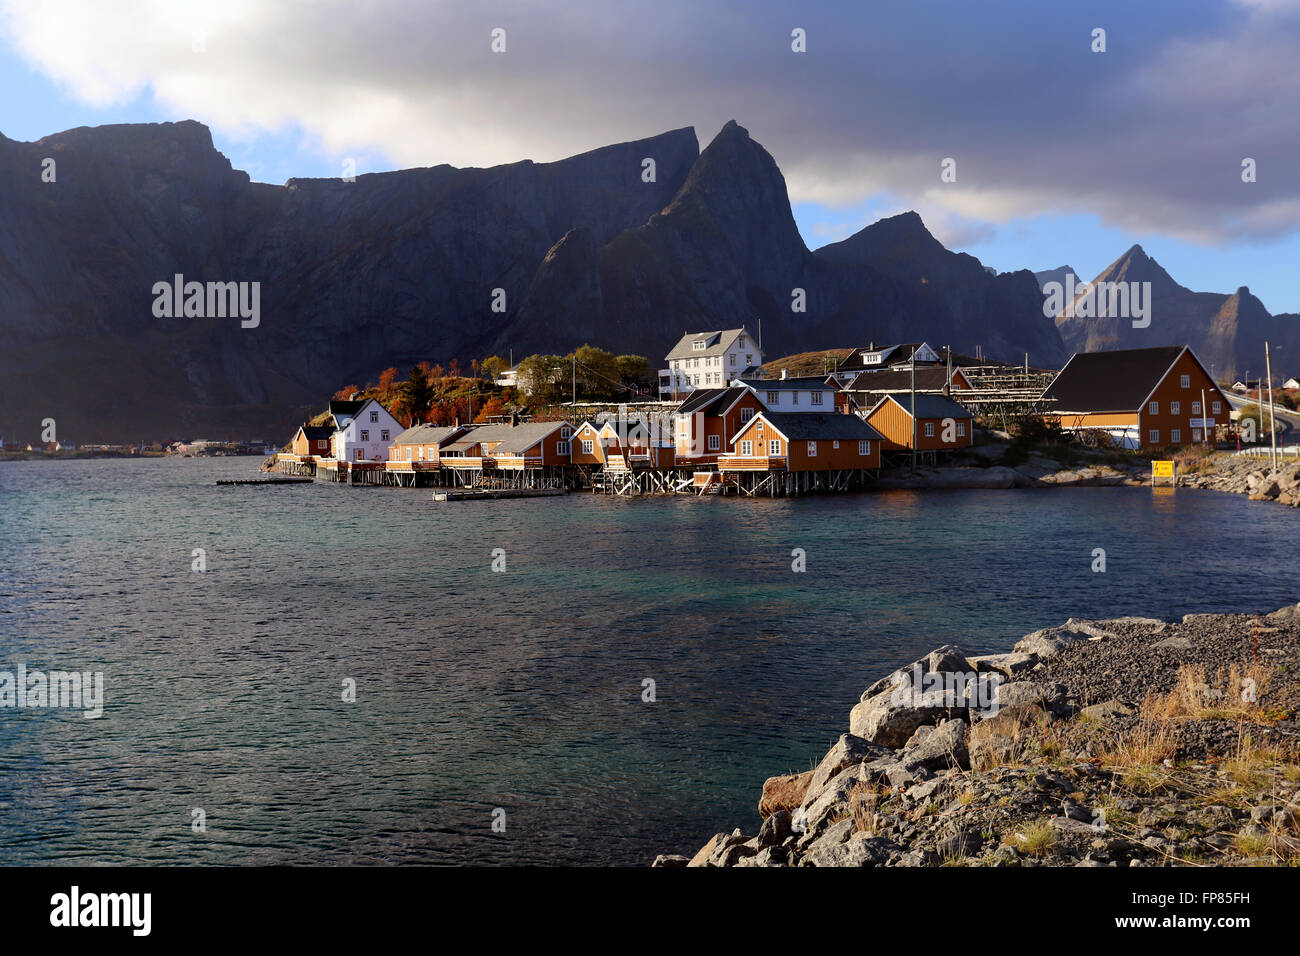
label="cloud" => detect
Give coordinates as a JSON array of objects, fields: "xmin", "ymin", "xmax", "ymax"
[{"xmin": 1, "ymin": 0, "xmax": 1296, "ymax": 246}]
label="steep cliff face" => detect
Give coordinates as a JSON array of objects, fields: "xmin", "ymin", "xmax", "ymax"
[
  {"xmin": 1054, "ymin": 246, "xmax": 1300, "ymax": 381},
  {"xmin": 0, "ymin": 118, "xmax": 1062, "ymax": 440}
]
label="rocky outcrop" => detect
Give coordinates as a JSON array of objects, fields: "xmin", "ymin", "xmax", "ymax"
[{"xmin": 663, "ymin": 607, "xmax": 1300, "ymax": 867}]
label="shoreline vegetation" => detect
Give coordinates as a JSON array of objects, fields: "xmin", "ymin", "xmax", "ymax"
[{"xmin": 656, "ymin": 604, "xmax": 1300, "ymax": 868}]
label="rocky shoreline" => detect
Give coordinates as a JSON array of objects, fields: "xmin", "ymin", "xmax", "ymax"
[{"xmin": 655, "ymin": 604, "xmax": 1300, "ymax": 867}]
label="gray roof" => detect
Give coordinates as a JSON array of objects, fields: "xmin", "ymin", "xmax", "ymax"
[
  {"xmin": 488, "ymin": 421, "xmax": 570, "ymax": 455},
  {"xmin": 676, "ymin": 386, "xmax": 747, "ymax": 415},
  {"xmin": 750, "ymin": 412, "xmax": 883, "ymax": 441},
  {"xmin": 665, "ymin": 328, "xmax": 753, "ymax": 361},
  {"xmin": 872, "ymin": 394, "xmax": 973, "ymax": 420},
  {"xmin": 391, "ymin": 424, "xmax": 465, "ymax": 445}
]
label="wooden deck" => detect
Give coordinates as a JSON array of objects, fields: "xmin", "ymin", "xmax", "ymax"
[{"xmin": 432, "ymin": 488, "xmax": 567, "ymax": 501}]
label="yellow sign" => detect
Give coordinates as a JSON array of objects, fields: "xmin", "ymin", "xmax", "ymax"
[{"xmin": 1152, "ymin": 460, "xmax": 1175, "ymax": 477}]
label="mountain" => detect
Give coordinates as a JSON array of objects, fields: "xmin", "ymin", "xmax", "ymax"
[
  {"xmin": 1033, "ymin": 265, "xmax": 1079, "ymax": 292},
  {"xmin": 1053, "ymin": 245, "xmax": 1300, "ymax": 382},
  {"xmin": 0, "ymin": 119, "xmax": 1063, "ymax": 441}
]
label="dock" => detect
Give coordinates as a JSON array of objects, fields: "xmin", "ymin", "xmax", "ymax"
[
  {"xmin": 432, "ymin": 488, "xmax": 567, "ymax": 501},
  {"xmin": 216, "ymin": 477, "xmax": 314, "ymax": 485}
]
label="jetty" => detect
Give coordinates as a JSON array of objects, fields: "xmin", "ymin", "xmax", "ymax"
[
  {"xmin": 216, "ymin": 477, "xmax": 314, "ymax": 485},
  {"xmin": 432, "ymin": 488, "xmax": 566, "ymax": 501}
]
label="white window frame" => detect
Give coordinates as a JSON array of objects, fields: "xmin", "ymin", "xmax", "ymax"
[
  {"xmin": 1149, "ymin": 429, "xmax": 1160, "ymax": 444},
  {"xmin": 767, "ymin": 391, "xmax": 779, "ymax": 405},
  {"xmin": 556, "ymin": 440, "xmax": 571, "ymax": 455},
  {"xmin": 1170, "ymin": 401, "xmax": 1180, "ymax": 415},
  {"xmin": 1212, "ymin": 401, "xmax": 1222, "ymax": 414},
  {"xmin": 924, "ymin": 422, "xmax": 935, "ymax": 437},
  {"xmin": 807, "ymin": 441, "xmax": 817, "ymax": 457},
  {"xmin": 1180, "ymin": 374, "xmax": 1190, "ymax": 388},
  {"xmin": 381, "ymin": 429, "xmax": 390, "ymax": 441},
  {"xmin": 740, "ymin": 440, "xmax": 753, "ymax": 456},
  {"xmin": 741, "ymin": 407, "xmax": 755, "ymax": 423},
  {"xmin": 858, "ymin": 440, "xmax": 870, "ymax": 455},
  {"xmin": 1192, "ymin": 401, "xmax": 1201, "ymax": 415},
  {"xmin": 769, "ymin": 439, "xmax": 781, "ymax": 456},
  {"xmin": 360, "ymin": 429, "xmax": 369, "ymax": 441},
  {"xmin": 1149, "ymin": 401, "xmax": 1159, "ymax": 414},
  {"xmin": 581, "ymin": 439, "xmax": 594, "ymax": 455},
  {"xmin": 370, "ymin": 411, "xmax": 379, "ymax": 423},
  {"xmin": 1171, "ymin": 429, "xmax": 1182, "ymax": 443},
  {"xmin": 707, "ymin": 434, "xmax": 721, "ymax": 451},
  {"xmin": 811, "ymin": 392, "xmax": 824, "ymax": 406}
]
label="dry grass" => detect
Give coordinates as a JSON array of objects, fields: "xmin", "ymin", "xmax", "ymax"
[{"xmin": 1017, "ymin": 821, "xmax": 1057, "ymax": 857}]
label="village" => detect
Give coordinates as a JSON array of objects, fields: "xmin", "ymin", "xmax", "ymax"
[{"xmin": 265, "ymin": 328, "xmax": 1283, "ymax": 498}]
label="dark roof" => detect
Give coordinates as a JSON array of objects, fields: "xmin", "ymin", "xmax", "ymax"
[
  {"xmin": 675, "ymin": 386, "xmax": 751, "ymax": 416},
  {"xmin": 748, "ymin": 412, "xmax": 883, "ymax": 441},
  {"xmin": 872, "ymin": 394, "xmax": 973, "ymax": 420},
  {"xmin": 1041, "ymin": 346, "xmax": 1186, "ymax": 413},
  {"xmin": 299, "ymin": 425, "xmax": 333, "ymax": 440},
  {"xmin": 844, "ymin": 367, "xmax": 962, "ymax": 393},
  {"xmin": 327, "ymin": 399, "xmax": 366, "ymax": 417}
]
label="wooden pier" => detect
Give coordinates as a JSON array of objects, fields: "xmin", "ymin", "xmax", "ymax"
[
  {"xmin": 217, "ymin": 477, "xmax": 314, "ymax": 485},
  {"xmin": 433, "ymin": 488, "xmax": 567, "ymax": 501}
]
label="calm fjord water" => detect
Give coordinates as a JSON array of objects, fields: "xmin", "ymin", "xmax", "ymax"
[{"xmin": 2, "ymin": 456, "xmax": 1298, "ymax": 865}]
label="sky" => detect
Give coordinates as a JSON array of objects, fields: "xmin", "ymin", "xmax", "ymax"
[{"xmin": 2, "ymin": 0, "xmax": 1298, "ymax": 311}]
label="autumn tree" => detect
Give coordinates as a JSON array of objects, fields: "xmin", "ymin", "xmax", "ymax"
[
  {"xmin": 377, "ymin": 367, "xmax": 400, "ymax": 399},
  {"xmin": 474, "ymin": 395, "xmax": 505, "ymax": 422},
  {"xmin": 332, "ymin": 384, "xmax": 362, "ymax": 401},
  {"xmin": 615, "ymin": 354, "xmax": 651, "ymax": 389},
  {"xmin": 480, "ymin": 355, "xmax": 508, "ymax": 382}
]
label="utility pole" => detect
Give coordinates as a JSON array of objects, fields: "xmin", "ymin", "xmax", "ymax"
[
  {"xmin": 572, "ymin": 353, "xmax": 577, "ymax": 407},
  {"xmin": 1201, "ymin": 386, "xmax": 1208, "ymax": 446},
  {"xmin": 1266, "ymin": 342, "xmax": 1278, "ymax": 470},
  {"xmin": 910, "ymin": 350, "xmax": 917, "ymax": 474}
]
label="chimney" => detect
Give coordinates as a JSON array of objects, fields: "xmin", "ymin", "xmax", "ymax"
[
  {"xmin": 510, "ymin": 411, "xmax": 518, "ymax": 427},
  {"xmin": 781, "ymin": 369, "xmax": 788, "ymax": 380}
]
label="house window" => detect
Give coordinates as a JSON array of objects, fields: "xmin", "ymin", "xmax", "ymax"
[
  {"xmin": 956, "ymin": 422, "xmax": 966, "ymax": 437},
  {"xmin": 1212, "ymin": 401, "xmax": 1221, "ymax": 414},
  {"xmin": 746, "ymin": 354, "xmax": 753, "ymax": 365},
  {"xmin": 833, "ymin": 440, "xmax": 840, "ymax": 449},
  {"xmin": 556, "ymin": 440, "xmax": 571, "ymax": 455},
  {"xmin": 924, "ymin": 422, "xmax": 935, "ymax": 437},
  {"xmin": 767, "ymin": 391, "xmax": 780, "ymax": 404},
  {"xmin": 738, "ymin": 336, "xmax": 746, "ymax": 347},
  {"xmin": 791, "ymin": 391, "xmax": 799, "ymax": 405},
  {"xmin": 769, "ymin": 439, "xmax": 781, "ymax": 456},
  {"xmin": 693, "ymin": 341, "xmax": 706, "ymax": 351},
  {"xmin": 370, "ymin": 411, "xmax": 379, "ymax": 423},
  {"xmin": 1192, "ymin": 429, "xmax": 1202, "ymax": 442},
  {"xmin": 740, "ymin": 440, "xmax": 753, "ymax": 456},
  {"xmin": 1181, "ymin": 374, "xmax": 1190, "ymax": 388},
  {"xmin": 807, "ymin": 441, "xmax": 817, "ymax": 456},
  {"xmin": 730, "ymin": 354, "xmax": 737, "ymax": 366},
  {"xmin": 1192, "ymin": 401, "xmax": 1201, "ymax": 415},
  {"xmin": 561, "ymin": 426, "xmax": 572, "ymax": 439},
  {"xmin": 406, "ymin": 447, "xmax": 412, "ymax": 460},
  {"xmin": 812, "ymin": 392, "xmax": 824, "ymax": 405},
  {"xmin": 381, "ymin": 429, "xmax": 390, "ymax": 441},
  {"xmin": 582, "ymin": 440, "xmax": 594, "ymax": 455},
  {"xmin": 741, "ymin": 407, "xmax": 755, "ymax": 422},
  {"xmin": 1149, "ymin": 401, "xmax": 1159, "ymax": 414},
  {"xmin": 1171, "ymin": 429, "xmax": 1182, "ymax": 443},
  {"xmin": 1149, "ymin": 429, "xmax": 1160, "ymax": 444},
  {"xmin": 1170, "ymin": 402, "xmax": 1180, "ymax": 415},
  {"xmin": 707, "ymin": 434, "xmax": 721, "ymax": 451},
  {"xmin": 360, "ymin": 429, "xmax": 369, "ymax": 441},
  {"xmin": 354, "ymin": 449, "xmax": 364, "ymax": 461},
  {"xmin": 858, "ymin": 440, "xmax": 871, "ymax": 455}
]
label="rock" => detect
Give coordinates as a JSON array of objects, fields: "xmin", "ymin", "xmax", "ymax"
[
  {"xmin": 757, "ymin": 810, "xmax": 793, "ymax": 848},
  {"xmin": 1062, "ymin": 798, "xmax": 1093, "ymax": 822},
  {"xmin": 803, "ymin": 833, "xmax": 902, "ymax": 867},
  {"xmin": 936, "ymin": 827, "xmax": 983, "ymax": 857},
  {"xmin": 852, "ymin": 647, "xmax": 977, "ymax": 746},
  {"xmin": 805, "ymin": 734, "xmax": 893, "ymax": 804},
  {"xmin": 651, "ymin": 854, "xmax": 690, "ymax": 867},
  {"xmin": 1265, "ymin": 603, "xmax": 1300, "ymax": 623},
  {"xmin": 901, "ymin": 717, "xmax": 970, "ymax": 772},
  {"xmin": 1153, "ymin": 636, "xmax": 1193, "ymax": 651},
  {"xmin": 800, "ymin": 765, "xmax": 872, "ymax": 833},
  {"xmin": 927, "ymin": 644, "xmax": 975, "ymax": 675},
  {"xmin": 992, "ymin": 680, "xmax": 1066, "ymax": 714},
  {"xmin": 758, "ymin": 770, "xmax": 813, "ymax": 817},
  {"xmin": 687, "ymin": 833, "xmax": 727, "ymax": 867},
  {"xmin": 968, "ymin": 652, "xmax": 1038, "ymax": 678},
  {"xmin": 1080, "ymin": 699, "xmax": 1136, "ymax": 721},
  {"xmin": 1014, "ymin": 622, "xmax": 1101, "ymax": 658}
]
